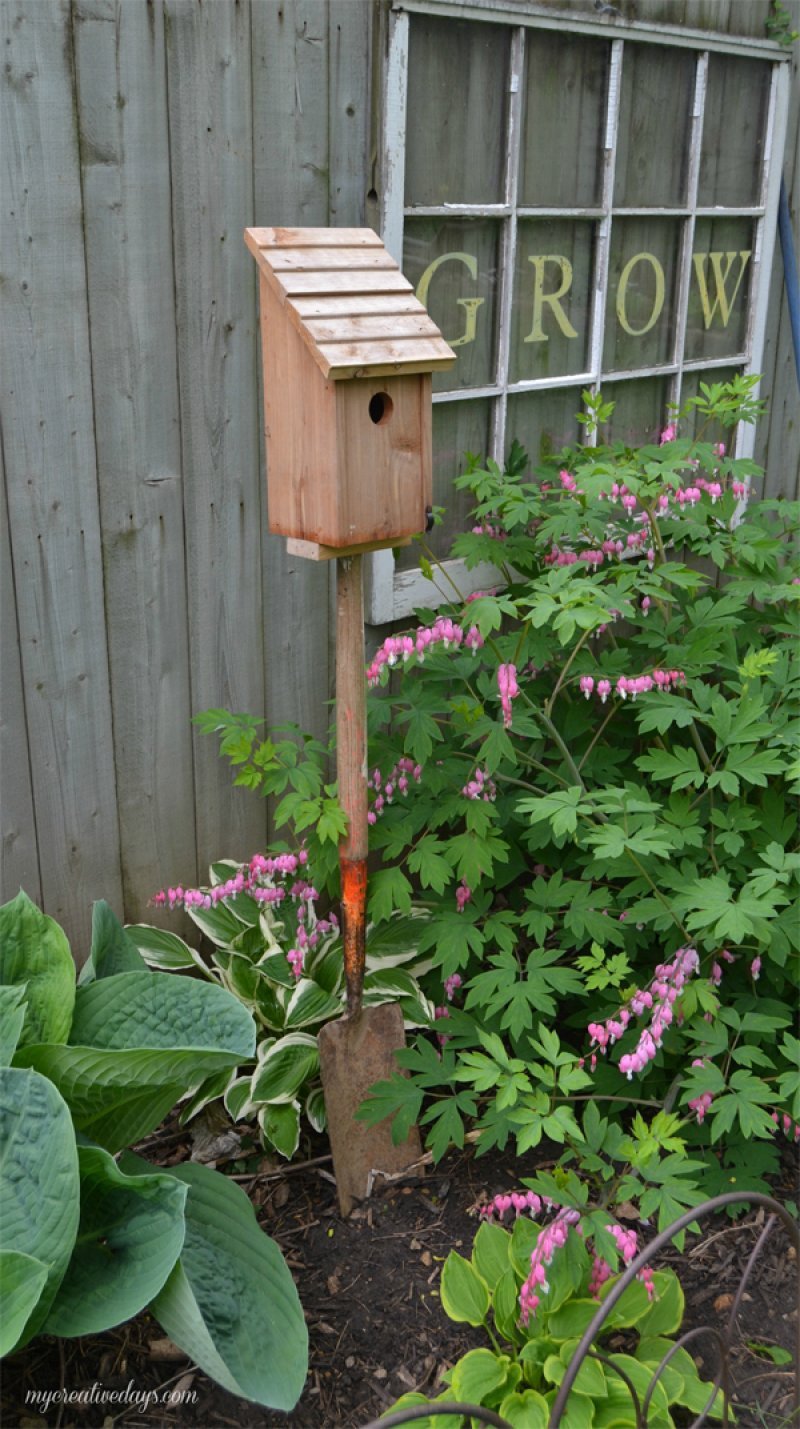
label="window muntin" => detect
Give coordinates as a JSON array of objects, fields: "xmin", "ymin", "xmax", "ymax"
[{"xmin": 374, "ymin": 3, "xmax": 789, "ymax": 621}]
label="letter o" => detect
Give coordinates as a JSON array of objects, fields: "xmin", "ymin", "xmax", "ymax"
[{"xmin": 616, "ymin": 252, "xmax": 665, "ymax": 337}]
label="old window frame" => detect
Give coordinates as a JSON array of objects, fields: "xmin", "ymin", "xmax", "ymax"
[{"xmin": 366, "ymin": 0, "xmax": 791, "ymax": 624}]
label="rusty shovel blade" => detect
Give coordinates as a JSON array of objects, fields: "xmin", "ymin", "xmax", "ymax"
[{"xmin": 318, "ymin": 1002, "xmax": 422, "ymax": 1218}]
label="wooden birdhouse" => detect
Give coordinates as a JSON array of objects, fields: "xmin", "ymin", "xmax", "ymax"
[{"xmin": 244, "ymin": 227, "xmax": 456, "ymax": 558}]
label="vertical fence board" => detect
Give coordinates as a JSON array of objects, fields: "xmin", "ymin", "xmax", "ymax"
[
  {"xmin": 251, "ymin": 0, "xmax": 332, "ymax": 739},
  {"xmin": 164, "ymin": 0, "xmax": 266, "ymax": 872},
  {"xmin": 1, "ymin": 448, "xmax": 41, "ymax": 905},
  {"xmin": 1, "ymin": 0, "xmax": 122, "ymax": 952},
  {"xmin": 73, "ymin": 0, "xmax": 198, "ymax": 913},
  {"xmin": 756, "ymin": 2, "xmax": 800, "ymax": 498}
]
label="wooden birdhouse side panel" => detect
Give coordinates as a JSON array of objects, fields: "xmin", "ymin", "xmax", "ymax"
[
  {"xmin": 335, "ymin": 375, "xmax": 432, "ymax": 547},
  {"xmin": 259, "ymin": 273, "xmax": 340, "ymax": 543}
]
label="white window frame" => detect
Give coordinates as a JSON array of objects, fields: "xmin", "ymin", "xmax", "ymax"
[{"xmin": 366, "ymin": 0, "xmax": 791, "ymax": 624}]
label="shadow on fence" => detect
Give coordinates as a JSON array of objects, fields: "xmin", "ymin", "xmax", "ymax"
[{"xmin": 359, "ymin": 1191, "xmax": 799, "ymax": 1429}]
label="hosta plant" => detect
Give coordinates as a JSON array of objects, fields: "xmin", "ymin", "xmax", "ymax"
[
  {"xmin": 131, "ymin": 852, "xmax": 435, "ymax": 1159},
  {"xmin": 0, "ymin": 891, "xmax": 307, "ymax": 1412},
  {"xmin": 387, "ymin": 1198, "xmax": 722, "ymax": 1428}
]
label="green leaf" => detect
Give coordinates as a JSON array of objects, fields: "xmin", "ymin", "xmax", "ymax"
[
  {"xmin": 556, "ymin": 1339, "xmax": 608, "ymax": 1398},
  {"xmin": 498, "ymin": 1389, "xmax": 550, "ymax": 1427},
  {"xmin": 471, "ymin": 1220, "xmax": 511, "ymax": 1291},
  {"xmin": 517, "ymin": 787, "xmax": 587, "ymax": 838},
  {"xmin": 0, "ymin": 1066, "xmax": 80, "ymax": 1349},
  {"xmin": 125, "ymin": 924, "xmax": 208, "ymax": 973},
  {"xmin": 0, "ymin": 986, "xmax": 27, "ymax": 1066},
  {"xmin": 78, "ymin": 902, "xmax": 147, "ymax": 984},
  {"xmin": 147, "ymin": 1161, "xmax": 308, "ymax": 1410},
  {"xmin": 44, "ymin": 1145, "xmax": 186, "ymax": 1336},
  {"xmin": 250, "ymin": 1033, "xmax": 319, "ymax": 1104},
  {"xmin": 14, "ymin": 973, "xmax": 255, "ymax": 1152},
  {"xmin": 636, "ymin": 1270, "xmax": 684, "ymax": 1337},
  {"xmin": 368, "ymin": 867, "xmax": 413, "ymax": 924},
  {"xmin": 547, "ymin": 1297, "xmax": 602, "ymax": 1340},
  {"xmin": 440, "ymin": 1250, "xmax": 490, "ymax": 1326},
  {"xmin": 449, "ymin": 1347, "xmax": 509, "ymax": 1402},
  {"xmin": 258, "ymin": 1100, "xmax": 301, "ymax": 1159},
  {"xmin": 0, "ymin": 891, "xmax": 75, "ymax": 1046},
  {"xmin": 0, "ymin": 1251, "xmax": 49, "ymax": 1357}
]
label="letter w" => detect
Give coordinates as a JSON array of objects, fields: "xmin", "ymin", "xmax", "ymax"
[{"xmin": 692, "ymin": 250, "xmax": 751, "ymax": 328}]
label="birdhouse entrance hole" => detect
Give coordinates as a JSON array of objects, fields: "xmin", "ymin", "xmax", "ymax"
[{"xmin": 368, "ymin": 392, "xmax": 393, "ymax": 426}]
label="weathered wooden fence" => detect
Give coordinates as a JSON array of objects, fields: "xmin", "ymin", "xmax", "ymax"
[{"xmin": 2, "ymin": 0, "xmax": 798, "ymax": 953}]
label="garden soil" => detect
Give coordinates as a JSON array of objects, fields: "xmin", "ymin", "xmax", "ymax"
[{"xmin": 3, "ymin": 1128, "xmax": 797, "ymax": 1429}]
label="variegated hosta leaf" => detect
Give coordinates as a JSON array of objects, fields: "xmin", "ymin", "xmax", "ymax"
[
  {"xmin": 179, "ymin": 1068, "xmax": 239, "ymax": 1125},
  {"xmin": 258, "ymin": 1100, "xmax": 301, "ymax": 1159},
  {"xmin": 224, "ymin": 1076, "xmax": 255, "ymax": 1121},
  {"xmin": 362, "ymin": 968, "xmax": 436, "ymax": 1026},
  {"xmin": 250, "ymin": 1033, "xmax": 319, "ymax": 1105},
  {"xmin": 283, "ymin": 978, "xmax": 340, "ymax": 1030},
  {"xmin": 125, "ymin": 924, "xmax": 212, "ymax": 976},
  {"xmin": 305, "ymin": 1084, "xmax": 327, "ymax": 1134}
]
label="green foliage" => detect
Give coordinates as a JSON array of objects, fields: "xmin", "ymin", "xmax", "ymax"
[
  {"xmin": 131, "ymin": 865, "xmax": 434, "ymax": 1159},
  {"xmin": 0, "ymin": 893, "xmax": 307, "ymax": 1412},
  {"xmin": 385, "ymin": 1219, "xmax": 722, "ymax": 1428},
  {"xmin": 350, "ymin": 378, "xmax": 800, "ymax": 1225}
]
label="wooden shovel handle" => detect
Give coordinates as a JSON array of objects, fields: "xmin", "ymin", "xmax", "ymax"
[{"xmin": 336, "ymin": 555, "xmax": 368, "ymax": 1018}]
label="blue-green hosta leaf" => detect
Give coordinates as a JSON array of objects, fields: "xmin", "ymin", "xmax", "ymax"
[
  {"xmin": 78, "ymin": 902, "xmax": 147, "ymax": 985},
  {"xmin": 0, "ymin": 1067, "xmax": 79, "ymax": 1348},
  {"xmin": 0, "ymin": 986, "xmax": 27, "ymax": 1066},
  {"xmin": 44, "ymin": 1145, "xmax": 186, "ymax": 1336},
  {"xmin": 13, "ymin": 974, "xmax": 255, "ymax": 1152},
  {"xmin": 258, "ymin": 1100, "xmax": 301, "ymax": 1159},
  {"xmin": 0, "ymin": 1251, "xmax": 49, "ymax": 1356},
  {"xmin": 148, "ymin": 1162, "xmax": 308, "ymax": 1410},
  {"xmin": 250, "ymin": 1032, "xmax": 319, "ymax": 1105},
  {"xmin": 0, "ymin": 891, "xmax": 75, "ymax": 1045},
  {"xmin": 126, "ymin": 924, "xmax": 211, "ymax": 974}
]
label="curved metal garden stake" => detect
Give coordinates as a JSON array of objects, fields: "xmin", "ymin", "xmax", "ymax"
[
  {"xmin": 549, "ymin": 1190, "xmax": 800, "ymax": 1428},
  {"xmin": 317, "ymin": 555, "xmax": 422, "ymax": 1216}
]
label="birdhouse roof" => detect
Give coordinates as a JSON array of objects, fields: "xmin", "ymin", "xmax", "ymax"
[{"xmin": 244, "ymin": 227, "xmax": 457, "ymax": 381}]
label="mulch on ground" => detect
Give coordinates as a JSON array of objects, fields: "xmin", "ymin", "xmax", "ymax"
[{"xmin": 3, "ymin": 1128, "xmax": 797, "ymax": 1429}]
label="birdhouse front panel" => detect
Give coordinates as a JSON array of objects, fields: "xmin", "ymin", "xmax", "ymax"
[{"xmin": 245, "ymin": 227, "xmax": 456, "ymax": 551}]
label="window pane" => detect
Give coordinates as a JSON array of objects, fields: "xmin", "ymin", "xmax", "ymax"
[
  {"xmin": 601, "ymin": 376, "xmax": 671, "ymax": 446},
  {"xmin": 404, "ymin": 220, "xmax": 500, "ymax": 393},
  {"xmin": 395, "ymin": 399, "xmax": 492, "ymax": 571},
  {"xmin": 614, "ymin": 46, "xmax": 694, "ymax": 208},
  {"xmin": 604, "ymin": 219, "xmax": 682, "ymax": 371},
  {"xmin": 685, "ymin": 218, "xmax": 754, "ymax": 362},
  {"xmin": 520, "ymin": 32, "xmax": 609, "ymax": 208},
  {"xmin": 506, "ymin": 388, "xmax": 583, "ymax": 468},
  {"xmin": 406, "ymin": 16, "xmax": 509, "ymax": 206},
  {"xmin": 699, "ymin": 56, "xmax": 771, "ymax": 207},
  {"xmin": 511, "ymin": 221, "xmax": 594, "ymax": 381},
  {"xmin": 679, "ymin": 366, "xmax": 742, "ymax": 448}
]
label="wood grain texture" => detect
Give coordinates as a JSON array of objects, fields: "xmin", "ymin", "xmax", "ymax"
[
  {"xmin": 165, "ymin": 0, "xmax": 267, "ymax": 872},
  {"xmin": 1, "ymin": 0, "xmax": 123, "ymax": 951},
  {"xmin": 1, "ymin": 445, "xmax": 41, "ymax": 905},
  {"xmin": 73, "ymin": 0, "xmax": 198, "ymax": 916},
  {"xmin": 755, "ymin": 0, "xmax": 800, "ymax": 499}
]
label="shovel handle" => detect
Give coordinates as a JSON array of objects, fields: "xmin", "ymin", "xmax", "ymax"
[{"xmin": 336, "ymin": 555, "xmax": 368, "ymax": 1018}]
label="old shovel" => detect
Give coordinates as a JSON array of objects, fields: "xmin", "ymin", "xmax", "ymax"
[{"xmin": 317, "ymin": 554, "xmax": 422, "ymax": 1216}]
